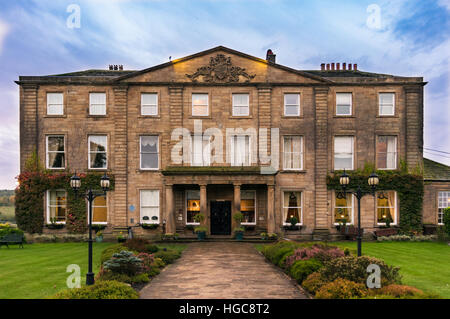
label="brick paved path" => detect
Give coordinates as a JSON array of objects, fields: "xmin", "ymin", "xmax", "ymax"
[{"xmin": 140, "ymin": 242, "xmax": 308, "ymax": 299}]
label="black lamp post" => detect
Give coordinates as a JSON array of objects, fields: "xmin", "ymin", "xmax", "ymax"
[
  {"xmin": 70, "ymin": 172, "xmax": 110, "ymax": 285},
  {"xmin": 338, "ymin": 170, "xmax": 379, "ymax": 257}
]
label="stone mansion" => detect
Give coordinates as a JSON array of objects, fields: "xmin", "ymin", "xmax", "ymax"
[{"xmin": 16, "ymin": 46, "xmax": 450, "ymax": 239}]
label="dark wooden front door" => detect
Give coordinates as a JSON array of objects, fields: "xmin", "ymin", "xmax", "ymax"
[{"xmin": 210, "ymin": 201, "xmax": 232, "ymax": 235}]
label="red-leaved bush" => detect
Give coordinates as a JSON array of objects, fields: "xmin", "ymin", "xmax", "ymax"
[{"xmin": 285, "ymin": 244, "xmax": 345, "ymax": 268}]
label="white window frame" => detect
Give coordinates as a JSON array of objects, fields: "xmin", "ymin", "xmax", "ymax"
[
  {"xmin": 141, "ymin": 93, "xmax": 158, "ymax": 116},
  {"xmin": 46, "ymin": 189, "xmax": 67, "ymax": 224},
  {"xmin": 377, "ymin": 136, "xmax": 398, "ymax": 170},
  {"xmin": 283, "ymin": 136, "xmax": 303, "ymax": 171},
  {"xmin": 185, "ymin": 190, "xmax": 201, "ymax": 225},
  {"xmin": 232, "ymin": 93, "xmax": 250, "ymax": 116},
  {"xmin": 47, "ymin": 93, "xmax": 64, "ymax": 115},
  {"xmin": 88, "ymin": 135, "xmax": 108, "ymax": 170},
  {"xmin": 379, "ymin": 93, "xmax": 395, "ymax": 116},
  {"xmin": 192, "ymin": 93, "xmax": 209, "ymax": 117},
  {"xmin": 376, "ymin": 191, "xmax": 398, "ymax": 226},
  {"xmin": 333, "ymin": 192, "xmax": 354, "ymax": 225},
  {"xmin": 438, "ymin": 191, "xmax": 450, "ymax": 225},
  {"xmin": 241, "ymin": 190, "xmax": 256, "ymax": 225},
  {"xmin": 140, "ymin": 190, "xmax": 160, "ymax": 224},
  {"xmin": 89, "ymin": 93, "xmax": 106, "ymax": 115},
  {"xmin": 46, "ymin": 135, "xmax": 65, "ymax": 169},
  {"xmin": 282, "ymin": 191, "xmax": 303, "ymax": 226},
  {"xmin": 88, "ymin": 195, "xmax": 108, "ymax": 225},
  {"xmin": 284, "ymin": 93, "xmax": 300, "ymax": 117},
  {"xmin": 230, "ymin": 135, "xmax": 252, "ymax": 166},
  {"xmin": 336, "ymin": 93, "xmax": 352, "ymax": 116},
  {"xmin": 334, "ymin": 136, "xmax": 354, "ymax": 170},
  {"xmin": 140, "ymin": 135, "xmax": 159, "ymax": 170}
]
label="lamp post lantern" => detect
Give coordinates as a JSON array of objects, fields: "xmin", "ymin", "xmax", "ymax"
[
  {"xmin": 338, "ymin": 170, "xmax": 379, "ymax": 257},
  {"xmin": 70, "ymin": 172, "xmax": 110, "ymax": 285}
]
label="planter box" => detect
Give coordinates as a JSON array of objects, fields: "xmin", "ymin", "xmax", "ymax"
[
  {"xmin": 283, "ymin": 225, "xmax": 302, "ymax": 231},
  {"xmin": 374, "ymin": 228, "xmax": 398, "ymax": 237}
]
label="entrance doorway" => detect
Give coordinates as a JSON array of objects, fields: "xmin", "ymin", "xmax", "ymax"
[{"xmin": 210, "ymin": 200, "xmax": 232, "ymax": 235}]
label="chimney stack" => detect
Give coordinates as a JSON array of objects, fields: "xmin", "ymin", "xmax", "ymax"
[{"xmin": 266, "ymin": 49, "xmax": 276, "ymax": 63}]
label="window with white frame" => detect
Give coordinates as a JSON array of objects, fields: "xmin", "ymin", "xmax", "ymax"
[
  {"xmin": 334, "ymin": 193, "xmax": 353, "ymax": 225},
  {"xmin": 230, "ymin": 135, "xmax": 251, "ymax": 166},
  {"xmin": 140, "ymin": 190, "xmax": 160, "ymax": 224},
  {"xmin": 283, "ymin": 136, "xmax": 303, "ymax": 170},
  {"xmin": 89, "ymin": 93, "xmax": 106, "ymax": 115},
  {"xmin": 47, "ymin": 93, "xmax": 63, "ymax": 115},
  {"xmin": 377, "ymin": 136, "xmax": 397, "ymax": 169},
  {"xmin": 186, "ymin": 190, "xmax": 200, "ymax": 224},
  {"xmin": 90, "ymin": 195, "xmax": 107, "ymax": 224},
  {"xmin": 284, "ymin": 93, "xmax": 300, "ymax": 116},
  {"xmin": 283, "ymin": 191, "xmax": 302, "ymax": 225},
  {"xmin": 334, "ymin": 136, "xmax": 354, "ymax": 170},
  {"xmin": 192, "ymin": 93, "xmax": 208, "ymax": 116},
  {"xmin": 377, "ymin": 191, "xmax": 397, "ymax": 225},
  {"xmin": 379, "ymin": 93, "xmax": 395, "ymax": 116},
  {"xmin": 141, "ymin": 93, "xmax": 158, "ymax": 116},
  {"xmin": 46, "ymin": 135, "xmax": 65, "ymax": 169},
  {"xmin": 241, "ymin": 190, "xmax": 256, "ymax": 225},
  {"xmin": 140, "ymin": 135, "xmax": 159, "ymax": 169},
  {"xmin": 336, "ymin": 93, "xmax": 352, "ymax": 116},
  {"xmin": 438, "ymin": 191, "xmax": 450, "ymax": 225},
  {"xmin": 191, "ymin": 135, "xmax": 211, "ymax": 166},
  {"xmin": 232, "ymin": 93, "xmax": 249, "ymax": 116},
  {"xmin": 47, "ymin": 190, "xmax": 67, "ymax": 223},
  {"xmin": 88, "ymin": 135, "xmax": 107, "ymax": 169}
]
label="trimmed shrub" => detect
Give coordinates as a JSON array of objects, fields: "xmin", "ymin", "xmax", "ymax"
[
  {"xmin": 315, "ymin": 279, "xmax": 368, "ymax": 299},
  {"xmin": 319, "ymin": 256, "xmax": 401, "ymax": 286},
  {"xmin": 153, "ymin": 249, "xmax": 181, "ymax": 264},
  {"xmin": 376, "ymin": 284, "xmax": 424, "ymax": 298},
  {"xmin": 50, "ymin": 280, "xmax": 139, "ymax": 299},
  {"xmin": 96, "ymin": 270, "xmax": 149, "ymax": 284},
  {"xmin": 285, "ymin": 244, "xmax": 345, "ymax": 268},
  {"xmin": 145, "ymin": 244, "xmax": 159, "ymax": 253},
  {"xmin": 301, "ymin": 272, "xmax": 328, "ymax": 295},
  {"xmin": 123, "ymin": 238, "xmax": 151, "ymax": 252},
  {"xmin": 289, "ymin": 259, "xmax": 323, "ymax": 284},
  {"xmin": 103, "ymin": 251, "xmax": 144, "ymax": 276},
  {"xmin": 152, "ymin": 257, "xmax": 165, "ymax": 268},
  {"xmin": 100, "ymin": 244, "xmax": 137, "ymax": 264},
  {"xmin": 262, "ymin": 241, "xmax": 313, "ymax": 266}
]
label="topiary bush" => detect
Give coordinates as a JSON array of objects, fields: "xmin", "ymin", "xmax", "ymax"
[
  {"xmin": 315, "ymin": 278, "xmax": 368, "ymax": 299},
  {"xmin": 50, "ymin": 280, "xmax": 139, "ymax": 299},
  {"xmin": 319, "ymin": 256, "xmax": 401, "ymax": 286},
  {"xmin": 289, "ymin": 259, "xmax": 323, "ymax": 284},
  {"xmin": 153, "ymin": 249, "xmax": 181, "ymax": 264},
  {"xmin": 103, "ymin": 251, "xmax": 144, "ymax": 276},
  {"xmin": 301, "ymin": 272, "xmax": 328, "ymax": 295}
]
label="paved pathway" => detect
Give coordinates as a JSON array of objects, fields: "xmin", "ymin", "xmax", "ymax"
[{"xmin": 140, "ymin": 242, "xmax": 308, "ymax": 299}]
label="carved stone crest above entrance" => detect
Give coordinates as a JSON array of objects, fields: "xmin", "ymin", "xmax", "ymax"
[{"xmin": 186, "ymin": 54, "xmax": 256, "ymax": 83}]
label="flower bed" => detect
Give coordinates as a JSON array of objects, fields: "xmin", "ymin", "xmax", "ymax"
[{"xmin": 260, "ymin": 240, "xmax": 436, "ymax": 299}]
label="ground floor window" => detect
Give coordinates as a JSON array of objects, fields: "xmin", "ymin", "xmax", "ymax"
[
  {"xmin": 283, "ymin": 191, "xmax": 302, "ymax": 225},
  {"xmin": 334, "ymin": 193, "xmax": 353, "ymax": 224},
  {"xmin": 140, "ymin": 190, "xmax": 160, "ymax": 224},
  {"xmin": 241, "ymin": 190, "xmax": 256, "ymax": 225},
  {"xmin": 377, "ymin": 191, "xmax": 397, "ymax": 225},
  {"xmin": 438, "ymin": 191, "xmax": 450, "ymax": 225},
  {"xmin": 90, "ymin": 195, "xmax": 107, "ymax": 224},
  {"xmin": 47, "ymin": 190, "xmax": 67, "ymax": 223},
  {"xmin": 186, "ymin": 190, "xmax": 200, "ymax": 224}
]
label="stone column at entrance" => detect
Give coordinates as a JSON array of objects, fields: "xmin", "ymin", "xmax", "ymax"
[
  {"xmin": 267, "ymin": 185, "xmax": 275, "ymax": 234},
  {"xmin": 200, "ymin": 184, "xmax": 208, "ymax": 232},
  {"xmin": 165, "ymin": 185, "xmax": 175, "ymax": 234}
]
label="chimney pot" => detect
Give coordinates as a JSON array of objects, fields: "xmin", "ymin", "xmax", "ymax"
[
  {"xmin": 266, "ymin": 49, "xmax": 276, "ymax": 63},
  {"xmin": 321, "ymin": 63, "xmax": 325, "ymax": 71},
  {"xmin": 353, "ymin": 64, "xmax": 357, "ymax": 70},
  {"xmin": 326, "ymin": 63, "xmax": 330, "ymax": 70},
  {"xmin": 343, "ymin": 63, "xmax": 346, "ymax": 70},
  {"xmin": 331, "ymin": 63, "xmax": 335, "ymax": 70},
  {"xmin": 109, "ymin": 65, "xmax": 113, "ymax": 70},
  {"xmin": 336, "ymin": 63, "xmax": 340, "ymax": 71},
  {"xmin": 119, "ymin": 65, "xmax": 123, "ymax": 70},
  {"xmin": 348, "ymin": 63, "xmax": 352, "ymax": 71}
]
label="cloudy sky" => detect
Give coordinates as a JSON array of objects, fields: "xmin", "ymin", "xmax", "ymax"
[{"xmin": 0, "ymin": 0, "xmax": 448, "ymax": 188}]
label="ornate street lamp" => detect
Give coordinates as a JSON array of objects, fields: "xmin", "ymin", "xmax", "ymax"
[
  {"xmin": 338, "ymin": 170, "xmax": 379, "ymax": 257},
  {"xmin": 70, "ymin": 172, "xmax": 110, "ymax": 285}
]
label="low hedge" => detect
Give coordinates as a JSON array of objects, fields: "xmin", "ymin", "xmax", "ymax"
[{"xmin": 50, "ymin": 280, "xmax": 139, "ymax": 299}]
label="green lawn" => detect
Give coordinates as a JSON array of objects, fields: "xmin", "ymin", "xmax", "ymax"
[{"xmin": 334, "ymin": 241, "xmax": 450, "ymax": 298}]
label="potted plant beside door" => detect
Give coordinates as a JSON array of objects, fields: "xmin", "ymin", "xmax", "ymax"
[
  {"xmin": 233, "ymin": 212, "xmax": 245, "ymax": 241},
  {"xmin": 193, "ymin": 213, "xmax": 206, "ymax": 241}
]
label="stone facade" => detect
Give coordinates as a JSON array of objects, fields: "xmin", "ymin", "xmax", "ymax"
[{"xmin": 17, "ymin": 46, "xmax": 435, "ymax": 239}]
